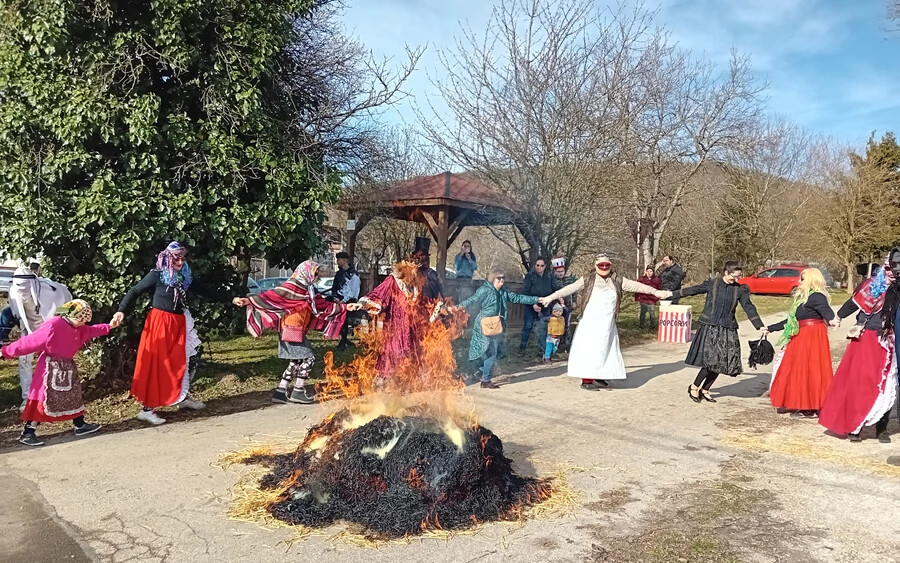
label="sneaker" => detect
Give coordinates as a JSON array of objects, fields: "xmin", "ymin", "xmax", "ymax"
[
  {"xmin": 790, "ymin": 410, "xmax": 817, "ymax": 419},
  {"xmin": 74, "ymin": 423, "xmax": 102, "ymax": 437},
  {"xmin": 480, "ymin": 381, "xmax": 500, "ymax": 389},
  {"xmin": 848, "ymin": 433, "xmax": 862, "ymax": 443},
  {"xmin": 271, "ymin": 388, "xmax": 289, "ymax": 404},
  {"xmin": 178, "ymin": 398, "xmax": 206, "ymax": 410},
  {"xmin": 18, "ymin": 432, "xmax": 43, "ymax": 447},
  {"xmin": 136, "ymin": 410, "xmax": 166, "ymax": 426},
  {"xmin": 288, "ymin": 387, "xmax": 316, "ymax": 404},
  {"xmin": 581, "ymin": 382, "xmax": 603, "ymax": 391}
]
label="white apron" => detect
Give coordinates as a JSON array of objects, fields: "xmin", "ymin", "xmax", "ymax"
[{"xmin": 566, "ymin": 285, "xmax": 626, "ymax": 380}]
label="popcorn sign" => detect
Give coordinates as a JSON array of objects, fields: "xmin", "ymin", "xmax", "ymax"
[{"xmin": 658, "ymin": 304, "xmax": 692, "ymax": 343}]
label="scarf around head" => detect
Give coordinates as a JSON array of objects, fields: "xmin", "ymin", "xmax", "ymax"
[
  {"xmin": 852, "ymin": 252, "xmax": 895, "ymax": 315},
  {"xmin": 291, "ymin": 260, "xmax": 320, "ymax": 313},
  {"xmin": 56, "ymin": 299, "xmax": 92, "ymax": 324},
  {"xmin": 157, "ymin": 241, "xmax": 192, "ymax": 289}
]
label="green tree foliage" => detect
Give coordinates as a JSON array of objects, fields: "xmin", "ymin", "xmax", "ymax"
[{"xmin": 0, "ymin": 0, "xmax": 413, "ymax": 378}]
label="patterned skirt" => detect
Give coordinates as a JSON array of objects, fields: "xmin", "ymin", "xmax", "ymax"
[
  {"xmin": 22, "ymin": 356, "xmax": 84, "ymax": 423},
  {"xmin": 685, "ymin": 324, "xmax": 742, "ymax": 376}
]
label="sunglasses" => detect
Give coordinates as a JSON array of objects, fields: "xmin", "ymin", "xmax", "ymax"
[{"xmin": 495, "ymin": 276, "xmax": 505, "ymax": 281}]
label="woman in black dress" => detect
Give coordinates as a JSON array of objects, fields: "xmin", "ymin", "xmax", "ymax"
[{"xmin": 672, "ymin": 261, "xmax": 767, "ymax": 403}]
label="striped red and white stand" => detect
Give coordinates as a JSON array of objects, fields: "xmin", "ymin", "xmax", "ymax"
[{"xmin": 657, "ymin": 304, "xmax": 693, "ymax": 343}]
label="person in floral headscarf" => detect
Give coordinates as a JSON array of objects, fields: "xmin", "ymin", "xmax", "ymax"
[
  {"xmin": 233, "ymin": 260, "xmax": 347, "ymax": 404},
  {"xmin": 820, "ymin": 249, "xmax": 900, "ymax": 443},
  {"xmin": 1, "ymin": 300, "xmax": 121, "ymax": 447},
  {"xmin": 114, "ymin": 242, "xmax": 231, "ymax": 425}
]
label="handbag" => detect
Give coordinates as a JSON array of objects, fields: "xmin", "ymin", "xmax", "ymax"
[
  {"xmin": 846, "ymin": 313, "xmax": 871, "ymax": 341},
  {"xmin": 480, "ymin": 315, "xmax": 504, "ymax": 336}
]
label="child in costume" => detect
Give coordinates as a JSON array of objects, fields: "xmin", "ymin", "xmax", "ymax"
[{"xmin": 1, "ymin": 300, "xmax": 121, "ymax": 447}]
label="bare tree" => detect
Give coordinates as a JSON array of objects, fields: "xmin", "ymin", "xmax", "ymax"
[
  {"xmin": 608, "ymin": 29, "xmax": 768, "ymax": 269},
  {"xmin": 275, "ymin": 1, "xmax": 424, "ymax": 184},
  {"xmin": 418, "ymin": 0, "xmax": 623, "ymax": 269},
  {"xmin": 713, "ymin": 119, "xmax": 819, "ymax": 271},
  {"xmin": 419, "ymin": 0, "xmax": 766, "ymax": 272}
]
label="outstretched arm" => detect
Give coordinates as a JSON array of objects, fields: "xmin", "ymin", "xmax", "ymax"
[
  {"xmin": 738, "ymin": 287, "xmax": 765, "ymax": 330},
  {"xmin": 622, "ymin": 277, "xmax": 663, "ymax": 296},
  {"xmin": 117, "ymin": 271, "xmax": 159, "ymax": 314},
  {"xmin": 1, "ymin": 322, "xmax": 52, "ymax": 359},
  {"xmin": 541, "ymin": 277, "xmax": 585, "ymax": 305},
  {"xmin": 672, "ymin": 278, "xmax": 710, "ymax": 299}
]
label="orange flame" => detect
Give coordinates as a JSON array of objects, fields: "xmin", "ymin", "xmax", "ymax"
[{"xmin": 314, "ymin": 262, "xmax": 476, "ymax": 432}]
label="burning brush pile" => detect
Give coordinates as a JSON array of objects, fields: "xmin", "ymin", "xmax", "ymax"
[{"xmin": 233, "ymin": 263, "xmax": 555, "ymax": 539}]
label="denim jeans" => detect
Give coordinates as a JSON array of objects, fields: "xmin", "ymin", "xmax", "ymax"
[
  {"xmin": 482, "ymin": 335, "xmax": 501, "ymax": 382},
  {"xmin": 520, "ymin": 307, "xmax": 540, "ymax": 350},
  {"xmin": 0, "ymin": 306, "xmax": 18, "ymax": 341}
]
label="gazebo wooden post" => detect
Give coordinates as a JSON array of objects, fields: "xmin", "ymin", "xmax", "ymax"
[{"xmin": 436, "ymin": 206, "xmax": 450, "ymax": 281}]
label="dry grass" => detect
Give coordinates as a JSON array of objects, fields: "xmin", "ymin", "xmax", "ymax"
[{"xmin": 724, "ymin": 433, "xmax": 900, "ymax": 479}]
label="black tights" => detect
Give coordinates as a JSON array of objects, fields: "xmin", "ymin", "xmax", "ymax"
[
  {"xmin": 693, "ymin": 368, "xmax": 719, "ymax": 390},
  {"xmin": 23, "ymin": 415, "xmax": 84, "ymax": 435}
]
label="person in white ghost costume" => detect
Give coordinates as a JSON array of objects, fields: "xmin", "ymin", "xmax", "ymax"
[
  {"xmin": 8, "ymin": 261, "xmax": 73, "ymax": 410},
  {"xmin": 541, "ymin": 254, "xmax": 670, "ymax": 391}
]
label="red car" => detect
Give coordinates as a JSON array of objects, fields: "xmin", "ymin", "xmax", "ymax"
[{"xmin": 739, "ymin": 265, "xmax": 805, "ymax": 295}]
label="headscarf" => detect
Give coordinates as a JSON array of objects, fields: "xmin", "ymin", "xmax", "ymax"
[
  {"xmin": 852, "ymin": 251, "xmax": 896, "ymax": 315},
  {"xmin": 290, "ymin": 260, "xmax": 320, "ymax": 313},
  {"xmin": 56, "ymin": 299, "xmax": 93, "ymax": 324},
  {"xmin": 157, "ymin": 241, "xmax": 192, "ymax": 290},
  {"xmin": 595, "ymin": 253, "xmax": 612, "ymax": 265}
]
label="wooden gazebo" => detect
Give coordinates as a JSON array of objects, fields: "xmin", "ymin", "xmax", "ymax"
[{"xmin": 344, "ymin": 172, "xmax": 523, "ymax": 280}]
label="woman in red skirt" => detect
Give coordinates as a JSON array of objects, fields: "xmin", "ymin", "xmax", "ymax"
[
  {"xmin": 766, "ymin": 268, "xmax": 835, "ymax": 418},
  {"xmin": 819, "ymin": 251, "xmax": 898, "ymax": 443},
  {"xmin": 113, "ymin": 242, "xmax": 230, "ymax": 426}
]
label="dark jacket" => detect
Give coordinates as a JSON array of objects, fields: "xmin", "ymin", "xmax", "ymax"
[
  {"xmin": 673, "ymin": 276, "xmax": 763, "ymax": 330},
  {"xmin": 768, "ymin": 292, "xmax": 835, "ymax": 332},
  {"xmin": 331, "ymin": 266, "xmax": 359, "ymax": 302},
  {"xmin": 421, "ymin": 266, "xmax": 443, "ymax": 300},
  {"xmin": 837, "ymin": 295, "xmax": 883, "ymax": 331},
  {"xmin": 523, "ymin": 270, "xmax": 554, "ymax": 298},
  {"xmin": 660, "ymin": 264, "xmax": 685, "ymax": 292}
]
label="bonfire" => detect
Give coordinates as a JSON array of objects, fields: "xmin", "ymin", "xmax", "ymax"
[{"xmin": 235, "ymin": 265, "xmax": 554, "ymax": 539}]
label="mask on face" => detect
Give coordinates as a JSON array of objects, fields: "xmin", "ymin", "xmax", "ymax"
[{"xmin": 890, "ymin": 248, "xmax": 900, "ymax": 279}]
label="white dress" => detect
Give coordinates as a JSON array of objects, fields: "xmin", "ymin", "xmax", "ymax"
[{"xmin": 545, "ymin": 275, "xmax": 659, "ymax": 381}]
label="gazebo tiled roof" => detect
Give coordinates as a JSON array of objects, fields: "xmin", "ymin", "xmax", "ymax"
[{"xmin": 344, "ymin": 172, "xmax": 526, "ymax": 280}]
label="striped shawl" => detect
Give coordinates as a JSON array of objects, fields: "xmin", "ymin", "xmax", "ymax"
[{"xmin": 245, "ymin": 278, "xmax": 346, "ymax": 341}]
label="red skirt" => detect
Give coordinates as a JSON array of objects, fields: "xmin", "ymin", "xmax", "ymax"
[
  {"xmin": 770, "ymin": 320, "xmax": 833, "ymax": 411},
  {"xmin": 131, "ymin": 309, "xmax": 187, "ymax": 408},
  {"xmin": 819, "ymin": 329, "xmax": 892, "ymax": 435}
]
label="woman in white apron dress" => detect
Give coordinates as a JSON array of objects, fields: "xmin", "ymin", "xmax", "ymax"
[{"xmin": 542, "ymin": 254, "xmax": 668, "ymax": 390}]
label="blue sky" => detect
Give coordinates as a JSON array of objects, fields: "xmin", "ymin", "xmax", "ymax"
[{"xmin": 341, "ymin": 0, "xmax": 899, "ymax": 147}]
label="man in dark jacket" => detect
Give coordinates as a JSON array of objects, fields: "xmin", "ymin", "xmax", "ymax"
[
  {"xmin": 330, "ymin": 251, "xmax": 360, "ymax": 350},
  {"xmin": 658, "ymin": 255, "xmax": 685, "ymax": 304},
  {"xmin": 520, "ymin": 257, "xmax": 554, "ymax": 354},
  {"xmin": 411, "ymin": 237, "xmax": 443, "ymax": 301}
]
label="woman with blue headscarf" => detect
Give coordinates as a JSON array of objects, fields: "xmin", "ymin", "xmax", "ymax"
[
  {"xmin": 820, "ymin": 250, "xmax": 898, "ymax": 443},
  {"xmin": 113, "ymin": 242, "xmax": 229, "ymax": 426}
]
